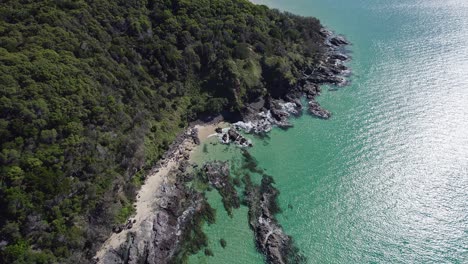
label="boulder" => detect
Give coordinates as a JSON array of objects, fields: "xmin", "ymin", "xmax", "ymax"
[
  {"xmin": 112, "ymin": 225, "xmax": 123, "ymax": 234},
  {"xmin": 308, "ymin": 100, "xmax": 331, "ymax": 119},
  {"xmin": 329, "ymin": 35, "xmax": 349, "ymax": 46}
]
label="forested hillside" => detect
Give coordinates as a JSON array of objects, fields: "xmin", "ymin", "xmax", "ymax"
[{"xmin": 0, "ymin": 0, "xmax": 325, "ymax": 262}]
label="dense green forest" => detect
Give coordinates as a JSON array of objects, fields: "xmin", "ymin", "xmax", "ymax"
[{"xmin": 0, "ymin": 0, "xmax": 325, "ymax": 262}]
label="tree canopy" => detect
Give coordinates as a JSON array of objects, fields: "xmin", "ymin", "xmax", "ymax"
[{"xmin": 0, "ymin": 0, "xmax": 325, "ymax": 262}]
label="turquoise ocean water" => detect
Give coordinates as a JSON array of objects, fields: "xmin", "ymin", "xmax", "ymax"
[{"xmin": 190, "ymin": 0, "xmax": 468, "ymax": 263}]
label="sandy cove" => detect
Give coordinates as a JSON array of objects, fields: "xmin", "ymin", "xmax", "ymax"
[{"xmin": 94, "ymin": 122, "xmax": 227, "ymax": 262}]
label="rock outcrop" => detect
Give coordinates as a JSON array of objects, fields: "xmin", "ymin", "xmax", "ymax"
[
  {"xmin": 98, "ymin": 173, "xmax": 207, "ymax": 264},
  {"xmin": 98, "ymin": 161, "xmax": 243, "ymax": 264},
  {"xmin": 308, "ymin": 100, "xmax": 331, "ymax": 119},
  {"xmin": 239, "ymin": 150, "xmax": 305, "ymax": 264},
  {"xmin": 202, "ymin": 161, "xmax": 240, "ymax": 216},
  {"xmin": 233, "ymin": 100, "xmax": 301, "ymax": 134},
  {"xmin": 231, "ymin": 30, "xmax": 350, "ymax": 134},
  {"xmin": 245, "ymin": 175, "xmax": 305, "ymax": 264},
  {"xmin": 218, "ymin": 127, "xmax": 253, "ymax": 147}
]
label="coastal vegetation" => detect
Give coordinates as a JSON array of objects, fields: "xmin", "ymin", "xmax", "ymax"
[{"xmin": 0, "ymin": 0, "xmax": 327, "ymax": 262}]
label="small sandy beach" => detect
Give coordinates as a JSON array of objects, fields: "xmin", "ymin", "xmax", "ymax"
[{"xmin": 94, "ymin": 122, "xmax": 226, "ymax": 262}]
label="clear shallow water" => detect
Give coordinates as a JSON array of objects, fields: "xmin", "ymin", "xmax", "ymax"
[{"xmin": 190, "ymin": 0, "xmax": 468, "ymax": 263}]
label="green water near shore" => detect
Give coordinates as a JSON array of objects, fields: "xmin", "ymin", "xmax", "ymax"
[{"xmin": 190, "ymin": 0, "xmax": 468, "ymax": 263}]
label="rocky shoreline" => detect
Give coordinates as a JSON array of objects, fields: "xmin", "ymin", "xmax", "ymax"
[
  {"xmin": 96, "ymin": 162, "xmax": 214, "ymax": 264},
  {"xmin": 94, "ymin": 125, "xmax": 217, "ymax": 264},
  {"xmin": 96, "ymin": 157, "xmax": 246, "ymax": 264},
  {"xmin": 96, "ymin": 143, "xmax": 307, "ymax": 264},
  {"xmin": 232, "ymin": 29, "xmax": 350, "ymax": 135},
  {"xmin": 96, "ymin": 28, "xmax": 350, "ymax": 264},
  {"xmin": 245, "ymin": 175, "xmax": 305, "ymax": 264},
  {"xmin": 241, "ymin": 150, "xmax": 306, "ymax": 264}
]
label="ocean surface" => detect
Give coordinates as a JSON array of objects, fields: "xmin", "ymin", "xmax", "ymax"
[{"xmin": 190, "ymin": 0, "xmax": 468, "ymax": 263}]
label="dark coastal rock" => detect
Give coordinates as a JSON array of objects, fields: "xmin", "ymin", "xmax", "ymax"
[
  {"xmin": 190, "ymin": 128, "xmax": 200, "ymax": 145},
  {"xmin": 270, "ymin": 103, "xmax": 291, "ymax": 121},
  {"xmin": 239, "ymin": 150, "xmax": 305, "ymax": 264},
  {"xmin": 234, "ymin": 31, "xmax": 349, "ymax": 135},
  {"xmin": 234, "ymin": 98, "xmax": 300, "ymax": 134},
  {"xmin": 220, "ymin": 239, "xmax": 227, "ymax": 248},
  {"xmin": 329, "ymin": 35, "xmax": 349, "ymax": 46},
  {"xmin": 301, "ymin": 83, "xmax": 321, "ymax": 98},
  {"xmin": 112, "ymin": 225, "xmax": 123, "ymax": 234},
  {"xmin": 302, "ymin": 31, "xmax": 350, "ymax": 88},
  {"xmin": 125, "ymin": 219, "xmax": 133, "ymax": 230},
  {"xmin": 228, "ymin": 129, "xmax": 240, "ymax": 142},
  {"xmin": 203, "ymin": 161, "xmax": 240, "ymax": 216},
  {"xmin": 178, "ymin": 160, "xmax": 189, "ymax": 172},
  {"xmin": 245, "ymin": 175, "xmax": 306, "ymax": 264},
  {"xmin": 308, "ymin": 100, "xmax": 331, "ymax": 119},
  {"xmin": 203, "ymin": 161, "xmax": 230, "ymax": 189},
  {"xmin": 320, "ymin": 28, "xmax": 333, "ymax": 37},
  {"xmin": 99, "ymin": 171, "xmax": 208, "ymax": 264},
  {"xmin": 219, "ymin": 128, "xmax": 253, "ymax": 147},
  {"xmin": 305, "ymin": 64, "xmax": 346, "ymax": 85},
  {"xmin": 159, "ymin": 127, "xmax": 199, "ymax": 166},
  {"xmin": 329, "ymin": 53, "xmax": 349, "ymax": 61}
]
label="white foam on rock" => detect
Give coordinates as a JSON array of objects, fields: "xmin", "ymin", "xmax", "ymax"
[
  {"xmin": 233, "ymin": 101, "xmax": 299, "ymax": 134},
  {"xmin": 280, "ymin": 102, "xmax": 299, "ymax": 115}
]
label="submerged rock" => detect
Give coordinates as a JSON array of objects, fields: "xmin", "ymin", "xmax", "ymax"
[
  {"xmin": 245, "ymin": 175, "xmax": 306, "ymax": 264},
  {"xmin": 220, "ymin": 239, "xmax": 227, "ymax": 248},
  {"xmin": 203, "ymin": 161, "xmax": 240, "ymax": 216}
]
